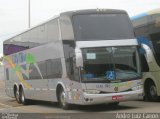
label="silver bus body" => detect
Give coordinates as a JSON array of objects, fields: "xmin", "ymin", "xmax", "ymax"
[{"xmin": 3, "ymin": 9, "xmax": 143, "ymax": 108}]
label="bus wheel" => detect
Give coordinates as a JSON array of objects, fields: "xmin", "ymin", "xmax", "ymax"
[
  {"xmin": 58, "ymin": 88, "xmax": 71, "ymax": 110},
  {"xmin": 14, "ymin": 88, "xmax": 21, "ymax": 103},
  {"xmin": 19, "ymin": 88, "xmax": 28, "ymax": 105},
  {"xmin": 147, "ymin": 82, "xmax": 159, "ymax": 101}
]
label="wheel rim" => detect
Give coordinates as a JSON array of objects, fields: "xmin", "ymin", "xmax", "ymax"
[
  {"xmin": 16, "ymin": 90, "xmax": 19, "ymax": 102},
  {"xmin": 60, "ymin": 90, "xmax": 66, "ymax": 106},
  {"xmin": 150, "ymin": 85, "xmax": 157, "ymax": 97},
  {"xmin": 21, "ymin": 92, "xmax": 25, "ymax": 103}
]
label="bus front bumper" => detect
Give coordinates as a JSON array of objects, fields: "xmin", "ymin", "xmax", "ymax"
[{"xmin": 81, "ymin": 89, "xmax": 143, "ymax": 105}]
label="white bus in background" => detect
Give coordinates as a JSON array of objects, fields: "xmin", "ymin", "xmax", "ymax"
[
  {"xmin": 132, "ymin": 9, "xmax": 160, "ymax": 101},
  {"xmin": 3, "ymin": 9, "xmax": 142, "ymax": 110}
]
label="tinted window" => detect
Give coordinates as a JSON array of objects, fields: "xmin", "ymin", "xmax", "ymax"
[
  {"xmin": 29, "ymin": 61, "xmax": 46, "ymax": 79},
  {"xmin": 29, "ymin": 59, "xmax": 62, "ymax": 79},
  {"xmin": 81, "ymin": 46, "xmax": 141, "ymax": 82},
  {"xmin": 3, "ymin": 35, "xmax": 29, "ymax": 56},
  {"xmin": 46, "ymin": 59, "xmax": 62, "ymax": 78},
  {"xmin": 60, "ymin": 16, "xmax": 74, "ymax": 40},
  {"xmin": 28, "ymin": 19, "xmax": 59, "ymax": 48},
  {"xmin": 73, "ymin": 14, "xmax": 134, "ymax": 41},
  {"xmin": 47, "ymin": 19, "xmax": 59, "ymax": 41},
  {"xmin": 3, "ymin": 43, "xmax": 28, "ymax": 56},
  {"xmin": 3, "ymin": 19, "xmax": 59, "ymax": 55}
]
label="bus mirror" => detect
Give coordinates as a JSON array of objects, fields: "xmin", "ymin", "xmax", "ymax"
[
  {"xmin": 141, "ymin": 44, "xmax": 153, "ymax": 63},
  {"xmin": 75, "ymin": 48, "xmax": 83, "ymax": 67}
]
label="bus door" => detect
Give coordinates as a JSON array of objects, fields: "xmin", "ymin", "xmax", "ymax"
[{"xmin": 69, "ymin": 57, "xmax": 83, "ymax": 102}]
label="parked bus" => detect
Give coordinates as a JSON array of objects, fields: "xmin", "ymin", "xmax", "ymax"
[
  {"xmin": 132, "ymin": 8, "xmax": 160, "ymax": 101},
  {"xmin": 3, "ymin": 9, "xmax": 142, "ymax": 109}
]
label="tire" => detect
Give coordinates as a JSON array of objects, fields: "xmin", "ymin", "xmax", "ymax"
[
  {"xmin": 14, "ymin": 88, "xmax": 21, "ymax": 104},
  {"xmin": 19, "ymin": 88, "xmax": 28, "ymax": 105},
  {"xmin": 58, "ymin": 88, "xmax": 71, "ymax": 110},
  {"xmin": 146, "ymin": 82, "xmax": 159, "ymax": 101},
  {"xmin": 108, "ymin": 102, "xmax": 119, "ymax": 106}
]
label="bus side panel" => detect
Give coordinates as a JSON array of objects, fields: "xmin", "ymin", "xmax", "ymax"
[
  {"xmin": 4, "ymin": 67, "xmax": 18, "ymax": 98},
  {"xmin": 151, "ymin": 72, "xmax": 160, "ymax": 96},
  {"xmin": 4, "ymin": 68, "xmax": 12, "ymax": 97},
  {"xmin": 22, "ymin": 41, "xmax": 65, "ymax": 101}
]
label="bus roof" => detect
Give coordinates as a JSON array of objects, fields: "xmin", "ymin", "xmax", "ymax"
[
  {"xmin": 131, "ymin": 8, "xmax": 160, "ymax": 20},
  {"xmin": 3, "ymin": 9, "xmax": 127, "ymax": 43},
  {"xmin": 61, "ymin": 9, "xmax": 127, "ymax": 17}
]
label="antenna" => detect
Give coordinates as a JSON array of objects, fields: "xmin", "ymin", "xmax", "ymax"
[{"xmin": 28, "ymin": 0, "xmax": 30, "ymax": 28}]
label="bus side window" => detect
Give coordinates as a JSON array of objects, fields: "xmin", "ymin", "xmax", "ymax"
[{"xmin": 140, "ymin": 53, "xmax": 149, "ymax": 72}]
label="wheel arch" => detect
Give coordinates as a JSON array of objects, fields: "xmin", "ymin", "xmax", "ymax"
[{"xmin": 19, "ymin": 83, "xmax": 25, "ymax": 92}]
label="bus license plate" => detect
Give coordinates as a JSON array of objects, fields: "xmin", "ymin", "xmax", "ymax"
[{"xmin": 112, "ymin": 95, "xmax": 123, "ymax": 100}]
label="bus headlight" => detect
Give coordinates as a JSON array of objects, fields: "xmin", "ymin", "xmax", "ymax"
[
  {"xmin": 83, "ymin": 89, "xmax": 101, "ymax": 94},
  {"xmin": 132, "ymin": 85, "xmax": 142, "ymax": 91}
]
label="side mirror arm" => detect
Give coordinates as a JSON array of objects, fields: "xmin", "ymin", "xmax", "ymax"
[{"xmin": 141, "ymin": 44, "xmax": 153, "ymax": 63}]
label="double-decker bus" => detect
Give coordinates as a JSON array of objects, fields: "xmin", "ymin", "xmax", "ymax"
[
  {"xmin": 132, "ymin": 8, "xmax": 160, "ymax": 101},
  {"xmin": 3, "ymin": 9, "xmax": 142, "ymax": 109}
]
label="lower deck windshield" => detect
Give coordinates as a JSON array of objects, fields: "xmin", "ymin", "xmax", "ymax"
[{"xmin": 81, "ymin": 46, "xmax": 141, "ymax": 82}]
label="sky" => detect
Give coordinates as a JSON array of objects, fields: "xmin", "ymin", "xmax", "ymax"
[{"xmin": 0, "ymin": 0, "xmax": 160, "ymax": 56}]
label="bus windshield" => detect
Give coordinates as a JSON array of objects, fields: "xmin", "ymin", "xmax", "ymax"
[
  {"xmin": 81, "ymin": 46, "xmax": 141, "ymax": 82},
  {"xmin": 73, "ymin": 14, "xmax": 134, "ymax": 41}
]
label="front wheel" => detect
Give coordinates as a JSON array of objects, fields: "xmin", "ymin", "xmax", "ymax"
[{"xmin": 58, "ymin": 88, "xmax": 71, "ymax": 110}]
